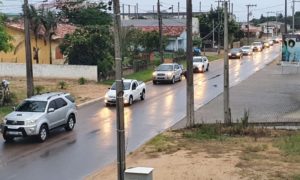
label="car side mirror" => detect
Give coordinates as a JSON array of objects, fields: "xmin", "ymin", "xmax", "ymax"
[
  {"xmin": 12, "ymin": 106, "xmax": 16, "ymax": 111},
  {"xmin": 48, "ymin": 108, "xmax": 55, "ymax": 113}
]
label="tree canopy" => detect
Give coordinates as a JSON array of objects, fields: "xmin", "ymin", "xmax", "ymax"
[{"xmin": 0, "ymin": 15, "xmax": 13, "ymax": 53}]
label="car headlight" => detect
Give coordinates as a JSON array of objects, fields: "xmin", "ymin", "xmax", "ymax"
[
  {"xmin": 167, "ymin": 72, "xmax": 173, "ymax": 78},
  {"xmin": 105, "ymin": 94, "xmax": 109, "ymax": 99},
  {"xmin": 152, "ymin": 72, "xmax": 157, "ymax": 76},
  {"xmin": 236, "ymin": 53, "xmax": 240, "ymax": 56},
  {"xmin": 228, "ymin": 53, "xmax": 231, "ymax": 56},
  {"xmin": 25, "ymin": 119, "xmax": 38, "ymax": 126}
]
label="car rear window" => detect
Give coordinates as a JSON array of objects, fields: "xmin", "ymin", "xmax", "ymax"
[{"xmin": 65, "ymin": 95, "xmax": 75, "ymax": 103}]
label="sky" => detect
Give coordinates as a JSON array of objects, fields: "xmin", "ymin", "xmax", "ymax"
[{"xmin": 0, "ymin": 0, "xmax": 299, "ymax": 22}]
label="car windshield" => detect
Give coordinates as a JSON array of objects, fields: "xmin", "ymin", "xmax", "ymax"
[
  {"xmin": 193, "ymin": 57, "xmax": 203, "ymax": 62},
  {"xmin": 230, "ymin": 49, "xmax": 240, "ymax": 53},
  {"xmin": 111, "ymin": 82, "xmax": 131, "ymax": 90},
  {"xmin": 15, "ymin": 100, "xmax": 47, "ymax": 112},
  {"xmin": 242, "ymin": 46, "xmax": 250, "ymax": 50},
  {"xmin": 156, "ymin": 64, "xmax": 174, "ymax": 71}
]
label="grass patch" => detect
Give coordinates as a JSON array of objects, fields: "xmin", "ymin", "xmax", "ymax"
[
  {"xmin": 125, "ymin": 68, "xmax": 154, "ymax": 82},
  {"xmin": 207, "ymin": 54, "xmax": 223, "ymax": 61},
  {"xmin": 182, "ymin": 124, "xmax": 224, "ymax": 141},
  {"xmin": 274, "ymin": 133, "xmax": 300, "ymax": 156},
  {"xmin": 292, "ymin": 174, "xmax": 300, "ymax": 180},
  {"xmin": 0, "ymin": 106, "xmax": 13, "ymax": 123},
  {"xmin": 144, "ymin": 133, "xmax": 179, "ymax": 154}
]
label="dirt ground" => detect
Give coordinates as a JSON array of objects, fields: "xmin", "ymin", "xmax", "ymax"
[
  {"xmin": 1, "ymin": 77, "xmax": 110, "ymax": 104},
  {"xmin": 86, "ymin": 131, "xmax": 300, "ymax": 180}
]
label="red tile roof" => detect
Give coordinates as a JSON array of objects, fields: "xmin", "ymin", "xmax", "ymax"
[
  {"xmin": 5, "ymin": 21, "xmax": 76, "ymax": 40},
  {"xmin": 138, "ymin": 26, "xmax": 186, "ymax": 37}
]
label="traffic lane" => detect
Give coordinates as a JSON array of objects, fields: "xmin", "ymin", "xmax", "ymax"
[{"xmin": 0, "ymin": 46, "xmax": 280, "ymax": 180}]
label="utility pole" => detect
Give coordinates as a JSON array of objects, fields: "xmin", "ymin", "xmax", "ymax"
[
  {"xmin": 122, "ymin": 4, "xmax": 125, "ymax": 19},
  {"xmin": 246, "ymin": 4, "xmax": 256, "ymax": 45},
  {"xmin": 136, "ymin": 3, "xmax": 139, "ymax": 18},
  {"xmin": 199, "ymin": 1, "xmax": 201, "ymax": 12},
  {"xmin": 285, "ymin": 0, "xmax": 287, "ymax": 34},
  {"xmin": 128, "ymin": 5, "xmax": 131, "ymax": 19},
  {"xmin": 113, "ymin": 0, "xmax": 126, "ymax": 179},
  {"xmin": 158, "ymin": 0, "xmax": 164, "ymax": 63},
  {"xmin": 178, "ymin": 2, "xmax": 180, "ymax": 19},
  {"xmin": 266, "ymin": 11, "xmax": 274, "ymax": 39},
  {"xmin": 291, "ymin": 1, "xmax": 300, "ymax": 34},
  {"xmin": 212, "ymin": 19, "xmax": 215, "ymax": 48},
  {"xmin": 186, "ymin": 0, "xmax": 195, "ymax": 128},
  {"xmin": 24, "ymin": 0, "xmax": 34, "ymax": 98},
  {"xmin": 216, "ymin": 0, "xmax": 221, "ymax": 54},
  {"xmin": 223, "ymin": 1, "xmax": 231, "ymax": 125}
]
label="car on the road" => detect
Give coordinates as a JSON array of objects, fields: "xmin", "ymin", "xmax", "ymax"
[
  {"xmin": 263, "ymin": 41, "xmax": 270, "ymax": 48},
  {"xmin": 241, "ymin": 46, "xmax": 253, "ymax": 56},
  {"xmin": 104, "ymin": 79, "xmax": 146, "ymax": 106},
  {"xmin": 0, "ymin": 92, "xmax": 77, "ymax": 143},
  {"xmin": 252, "ymin": 41, "xmax": 263, "ymax": 52},
  {"xmin": 268, "ymin": 39, "xmax": 274, "ymax": 46},
  {"xmin": 228, "ymin": 48, "xmax": 243, "ymax": 59},
  {"xmin": 193, "ymin": 56, "xmax": 209, "ymax": 73},
  {"xmin": 152, "ymin": 63, "xmax": 183, "ymax": 84}
]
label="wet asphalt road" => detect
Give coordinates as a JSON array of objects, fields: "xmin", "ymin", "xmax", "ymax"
[{"xmin": 0, "ymin": 45, "xmax": 281, "ymax": 180}]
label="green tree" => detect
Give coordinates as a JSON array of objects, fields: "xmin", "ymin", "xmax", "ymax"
[
  {"xmin": 0, "ymin": 15, "xmax": 13, "ymax": 53},
  {"xmin": 27, "ymin": 5, "xmax": 42, "ymax": 64},
  {"xmin": 41, "ymin": 9, "xmax": 58, "ymax": 64},
  {"xmin": 59, "ymin": 25, "xmax": 113, "ymax": 78}
]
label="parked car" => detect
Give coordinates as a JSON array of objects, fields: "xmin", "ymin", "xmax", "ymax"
[
  {"xmin": 268, "ymin": 39, "xmax": 274, "ymax": 46},
  {"xmin": 241, "ymin": 46, "xmax": 253, "ymax": 56},
  {"xmin": 228, "ymin": 48, "xmax": 243, "ymax": 59},
  {"xmin": 0, "ymin": 92, "xmax": 77, "ymax": 143},
  {"xmin": 252, "ymin": 41, "xmax": 263, "ymax": 52},
  {"xmin": 104, "ymin": 79, "xmax": 146, "ymax": 106},
  {"xmin": 152, "ymin": 63, "xmax": 183, "ymax": 84},
  {"xmin": 263, "ymin": 41, "xmax": 270, "ymax": 48},
  {"xmin": 193, "ymin": 56, "xmax": 209, "ymax": 73}
]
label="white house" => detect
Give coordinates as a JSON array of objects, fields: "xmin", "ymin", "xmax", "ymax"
[{"xmin": 121, "ymin": 18, "xmax": 199, "ymax": 52}]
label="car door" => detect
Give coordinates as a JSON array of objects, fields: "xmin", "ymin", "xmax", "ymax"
[
  {"xmin": 54, "ymin": 98, "xmax": 68, "ymax": 127},
  {"xmin": 174, "ymin": 64, "xmax": 181, "ymax": 80},
  {"xmin": 131, "ymin": 81, "xmax": 139, "ymax": 100},
  {"xmin": 46, "ymin": 100, "xmax": 58, "ymax": 129}
]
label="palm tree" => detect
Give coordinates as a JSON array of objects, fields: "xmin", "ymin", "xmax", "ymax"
[
  {"xmin": 41, "ymin": 9, "xmax": 58, "ymax": 64},
  {"xmin": 28, "ymin": 5, "xmax": 42, "ymax": 64}
]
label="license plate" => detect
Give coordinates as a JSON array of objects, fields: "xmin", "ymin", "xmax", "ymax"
[{"xmin": 7, "ymin": 131, "xmax": 20, "ymax": 135}]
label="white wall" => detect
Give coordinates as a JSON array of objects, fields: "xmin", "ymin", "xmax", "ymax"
[{"xmin": 0, "ymin": 63, "xmax": 98, "ymax": 81}]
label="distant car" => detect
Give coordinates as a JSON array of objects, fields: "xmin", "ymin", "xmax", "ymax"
[
  {"xmin": 152, "ymin": 63, "xmax": 183, "ymax": 84},
  {"xmin": 104, "ymin": 79, "xmax": 146, "ymax": 106},
  {"xmin": 268, "ymin": 39, "xmax": 274, "ymax": 46},
  {"xmin": 252, "ymin": 42, "xmax": 263, "ymax": 52},
  {"xmin": 1, "ymin": 92, "xmax": 77, "ymax": 142},
  {"xmin": 193, "ymin": 56, "xmax": 209, "ymax": 73},
  {"xmin": 228, "ymin": 48, "xmax": 243, "ymax": 59},
  {"xmin": 263, "ymin": 41, "xmax": 270, "ymax": 48},
  {"xmin": 241, "ymin": 46, "xmax": 253, "ymax": 56}
]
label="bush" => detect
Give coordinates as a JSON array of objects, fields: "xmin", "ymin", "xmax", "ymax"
[
  {"xmin": 58, "ymin": 81, "xmax": 67, "ymax": 89},
  {"xmin": 34, "ymin": 85, "xmax": 45, "ymax": 94},
  {"xmin": 3, "ymin": 92, "xmax": 17, "ymax": 105},
  {"xmin": 78, "ymin": 77, "xmax": 87, "ymax": 85}
]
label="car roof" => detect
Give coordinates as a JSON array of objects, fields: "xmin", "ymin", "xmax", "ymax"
[{"xmin": 26, "ymin": 92, "xmax": 68, "ymax": 101}]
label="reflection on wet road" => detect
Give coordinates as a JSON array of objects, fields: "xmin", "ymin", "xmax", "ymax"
[{"xmin": 0, "ymin": 45, "xmax": 281, "ymax": 180}]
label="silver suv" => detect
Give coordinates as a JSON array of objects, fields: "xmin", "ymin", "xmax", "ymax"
[
  {"xmin": 152, "ymin": 63, "xmax": 183, "ymax": 84},
  {"xmin": 1, "ymin": 92, "xmax": 77, "ymax": 142}
]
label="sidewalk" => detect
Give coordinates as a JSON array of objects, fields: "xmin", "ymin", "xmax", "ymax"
[{"xmin": 173, "ymin": 58, "xmax": 300, "ymax": 129}]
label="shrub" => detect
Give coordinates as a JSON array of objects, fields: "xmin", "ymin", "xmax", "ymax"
[
  {"xmin": 34, "ymin": 85, "xmax": 45, "ymax": 94},
  {"xmin": 78, "ymin": 77, "xmax": 87, "ymax": 85},
  {"xmin": 58, "ymin": 81, "xmax": 67, "ymax": 89},
  {"xmin": 3, "ymin": 92, "xmax": 17, "ymax": 105}
]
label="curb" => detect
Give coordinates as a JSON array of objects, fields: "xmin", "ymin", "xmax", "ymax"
[{"xmin": 77, "ymin": 97, "xmax": 104, "ymax": 109}]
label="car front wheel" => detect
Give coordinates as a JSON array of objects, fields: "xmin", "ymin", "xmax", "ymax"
[
  {"xmin": 37, "ymin": 125, "xmax": 48, "ymax": 143},
  {"xmin": 65, "ymin": 115, "xmax": 75, "ymax": 131},
  {"xmin": 171, "ymin": 76, "xmax": 175, "ymax": 84},
  {"xmin": 3, "ymin": 133, "xmax": 14, "ymax": 143}
]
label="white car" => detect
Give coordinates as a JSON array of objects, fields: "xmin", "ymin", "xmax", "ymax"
[
  {"xmin": 193, "ymin": 56, "xmax": 209, "ymax": 73},
  {"xmin": 104, "ymin": 79, "xmax": 146, "ymax": 106},
  {"xmin": 152, "ymin": 63, "xmax": 183, "ymax": 84},
  {"xmin": 241, "ymin": 46, "xmax": 253, "ymax": 56}
]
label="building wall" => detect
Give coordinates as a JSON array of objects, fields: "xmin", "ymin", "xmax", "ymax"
[
  {"xmin": 0, "ymin": 63, "xmax": 98, "ymax": 81},
  {"xmin": 0, "ymin": 26, "xmax": 64, "ymax": 64}
]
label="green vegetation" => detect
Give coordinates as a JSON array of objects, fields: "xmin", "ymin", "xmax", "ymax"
[
  {"xmin": 58, "ymin": 81, "xmax": 67, "ymax": 89},
  {"xmin": 207, "ymin": 54, "xmax": 223, "ymax": 61},
  {"xmin": 0, "ymin": 106, "xmax": 12, "ymax": 123},
  {"xmin": 34, "ymin": 85, "xmax": 45, "ymax": 94},
  {"xmin": 274, "ymin": 133, "xmax": 300, "ymax": 156},
  {"xmin": 78, "ymin": 77, "xmax": 87, "ymax": 85},
  {"xmin": 183, "ymin": 124, "xmax": 224, "ymax": 140}
]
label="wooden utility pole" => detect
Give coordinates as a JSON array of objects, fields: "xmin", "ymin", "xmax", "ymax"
[
  {"xmin": 24, "ymin": 0, "xmax": 34, "ymax": 98},
  {"xmin": 186, "ymin": 0, "xmax": 195, "ymax": 128},
  {"xmin": 157, "ymin": 0, "xmax": 164, "ymax": 63},
  {"xmin": 113, "ymin": 0, "xmax": 126, "ymax": 179},
  {"xmin": 223, "ymin": 1, "xmax": 231, "ymax": 125},
  {"xmin": 285, "ymin": 0, "xmax": 287, "ymax": 33},
  {"xmin": 246, "ymin": 4, "xmax": 256, "ymax": 45},
  {"xmin": 216, "ymin": 0, "xmax": 222, "ymax": 54},
  {"xmin": 178, "ymin": 2, "xmax": 180, "ymax": 19}
]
